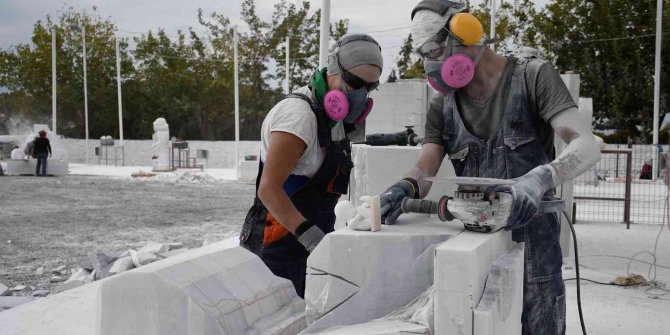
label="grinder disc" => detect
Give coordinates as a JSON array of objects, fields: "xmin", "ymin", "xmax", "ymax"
[{"xmin": 424, "ymin": 176, "xmax": 516, "ymax": 187}]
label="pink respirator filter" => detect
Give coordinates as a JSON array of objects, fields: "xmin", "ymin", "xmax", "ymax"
[
  {"xmin": 441, "ymin": 53, "xmax": 476, "ymax": 88},
  {"xmin": 324, "ymin": 90, "xmax": 349, "ymax": 121}
]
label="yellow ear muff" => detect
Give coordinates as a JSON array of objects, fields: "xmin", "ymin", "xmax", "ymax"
[{"xmin": 449, "ymin": 12, "xmax": 484, "ymax": 46}]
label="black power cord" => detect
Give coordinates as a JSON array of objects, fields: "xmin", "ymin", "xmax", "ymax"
[{"xmin": 562, "ymin": 209, "xmax": 587, "ymax": 335}]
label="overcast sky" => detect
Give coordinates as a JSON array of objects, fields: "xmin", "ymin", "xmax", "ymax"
[{"xmin": 0, "ymin": 0, "xmax": 549, "ymax": 81}]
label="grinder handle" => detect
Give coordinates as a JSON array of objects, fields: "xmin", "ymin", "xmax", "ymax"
[
  {"xmin": 401, "ymin": 198, "xmax": 438, "ymax": 215},
  {"xmin": 401, "ymin": 196, "xmax": 453, "ymax": 222}
]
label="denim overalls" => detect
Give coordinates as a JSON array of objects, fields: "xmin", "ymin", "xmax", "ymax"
[
  {"xmin": 240, "ymin": 92, "xmax": 353, "ymax": 298},
  {"xmin": 441, "ymin": 58, "xmax": 566, "ymax": 335}
]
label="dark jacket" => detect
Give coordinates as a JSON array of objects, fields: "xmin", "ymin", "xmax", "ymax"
[{"xmin": 33, "ymin": 137, "xmax": 51, "ymax": 155}]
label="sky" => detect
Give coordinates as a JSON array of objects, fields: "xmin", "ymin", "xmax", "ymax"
[{"xmin": 0, "ymin": 0, "xmax": 550, "ymax": 82}]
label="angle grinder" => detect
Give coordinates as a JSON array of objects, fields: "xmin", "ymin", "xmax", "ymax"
[
  {"xmin": 401, "ymin": 177, "xmax": 565, "ymax": 233},
  {"xmin": 354, "ymin": 126, "xmax": 423, "ymax": 146}
]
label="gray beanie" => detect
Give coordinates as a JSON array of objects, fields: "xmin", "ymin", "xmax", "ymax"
[{"xmin": 327, "ymin": 34, "xmax": 383, "ymax": 75}]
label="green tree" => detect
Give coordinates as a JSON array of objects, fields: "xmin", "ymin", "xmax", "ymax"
[
  {"xmin": 530, "ymin": 0, "xmax": 669, "ymax": 140},
  {"xmin": 394, "ymin": 33, "xmax": 424, "ymax": 80},
  {"xmin": 269, "ymin": 0, "xmax": 349, "ymax": 92},
  {"xmin": 0, "ymin": 7, "xmax": 132, "ymax": 139}
]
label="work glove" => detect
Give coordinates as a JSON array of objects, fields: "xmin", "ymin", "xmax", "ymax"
[
  {"xmin": 380, "ymin": 178, "xmax": 419, "ymax": 225},
  {"xmin": 498, "ymin": 165, "xmax": 555, "ymax": 230},
  {"xmin": 294, "ymin": 220, "xmax": 325, "ymax": 253}
]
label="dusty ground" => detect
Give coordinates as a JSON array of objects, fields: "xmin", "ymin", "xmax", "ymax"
[{"xmin": 0, "ymin": 175, "xmax": 255, "ymax": 292}]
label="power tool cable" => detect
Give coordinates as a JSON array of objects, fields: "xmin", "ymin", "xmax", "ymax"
[{"xmin": 562, "ymin": 209, "xmax": 587, "ymax": 335}]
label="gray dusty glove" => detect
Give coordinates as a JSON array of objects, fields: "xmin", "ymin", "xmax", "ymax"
[
  {"xmin": 295, "ymin": 220, "xmax": 325, "ymax": 253},
  {"xmin": 380, "ymin": 178, "xmax": 419, "ymax": 225},
  {"xmin": 498, "ymin": 165, "xmax": 555, "ymax": 230}
]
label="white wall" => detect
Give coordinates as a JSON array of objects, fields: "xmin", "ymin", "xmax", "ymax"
[
  {"xmin": 367, "ymin": 79, "xmax": 434, "ymax": 137},
  {"xmin": 61, "ymin": 139, "xmax": 261, "ymax": 169}
]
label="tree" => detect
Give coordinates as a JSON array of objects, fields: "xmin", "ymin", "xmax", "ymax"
[
  {"xmin": 530, "ymin": 0, "xmax": 669, "ymax": 140},
  {"xmin": 395, "ymin": 33, "xmax": 424, "ymax": 80},
  {"xmin": 0, "ymin": 7, "xmax": 132, "ymax": 139}
]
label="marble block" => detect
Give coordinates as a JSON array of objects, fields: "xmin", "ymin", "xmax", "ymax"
[
  {"xmin": 303, "ymin": 214, "xmax": 461, "ymax": 334},
  {"xmin": 350, "ymin": 145, "xmax": 457, "ymax": 207},
  {"xmin": 306, "ymin": 320, "xmax": 429, "ymax": 335},
  {"xmin": 6, "ymin": 159, "xmax": 68, "ymax": 176},
  {"xmin": 239, "ymin": 160, "xmax": 260, "ymax": 182},
  {"xmin": 0, "ymin": 239, "xmax": 306, "ymax": 335},
  {"xmin": 433, "ymin": 230, "xmax": 524, "ymax": 335},
  {"xmin": 473, "ymin": 242, "xmax": 524, "ymax": 335}
]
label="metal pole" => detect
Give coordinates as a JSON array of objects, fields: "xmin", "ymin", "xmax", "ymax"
[
  {"xmin": 625, "ymin": 151, "xmax": 632, "ymax": 228},
  {"xmin": 490, "ymin": 0, "xmax": 496, "ymax": 52},
  {"xmin": 115, "ymin": 36, "xmax": 124, "ymax": 146},
  {"xmin": 319, "ymin": 0, "xmax": 330, "ymax": 69},
  {"xmin": 234, "ymin": 26, "xmax": 240, "ymax": 178},
  {"xmin": 652, "ymin": 0, "xmax": 663, "ymax": 179},
  {"xmin": 285, "ymin": 34, "xmax": 290, "ymax": 94},
  {"xmin": 82, "ymin": 23, "xmax": 89, "ymax": 163},
  {"xmin": 52, "ymin": 28, "xmax": 57, "ymax": 135}
]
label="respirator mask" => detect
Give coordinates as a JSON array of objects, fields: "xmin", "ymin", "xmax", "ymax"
[
  {"xmin": 412, "ymin": 1, "xmax": 487, "ymax": 94},
  {"xmin": 323, "ymin": 34, "xmax": 381, "ymax": 124}
]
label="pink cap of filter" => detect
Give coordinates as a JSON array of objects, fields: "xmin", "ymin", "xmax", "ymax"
[
  {"xmin": 441, "ymin": 53, "xmax": 476, "ymax": 88},
  {"xmin": 324, "ymin": 90, "xmax": 349, "ymax": 121}
]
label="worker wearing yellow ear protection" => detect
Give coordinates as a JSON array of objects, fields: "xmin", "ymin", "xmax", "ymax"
[
  {"xmin": 414, "ymin": 2, "xmax": 489, "ymax": 94},
  {"xmin": 380, "ymin": 1, "xmax": 601, "ymax": 334}
]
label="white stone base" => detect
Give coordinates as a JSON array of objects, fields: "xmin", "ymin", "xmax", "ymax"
[
  {"xmin": 239, "ymin": 160, "xmax": 260, "ymax": 182},
  {"xmin": 6, "ymin": 159, "xmax": 68, "ymax": 176},
  {"xmin": 304, "ymin": 214, "xmax": 524, "ymax": 335},
  {"xmin": 0, "ymin": 239, "xmax": 306, "ymax": 335},
  {"xmin": 350, "ymin": 145, "xmax": 457, "ymax": 207},
  {"xmin": 303, "ymin": 214, "xmax": 460, "ymax": 333},
  {"xmin": 434, "ymin": 231, "xmax": 523, "ymax": 335}
]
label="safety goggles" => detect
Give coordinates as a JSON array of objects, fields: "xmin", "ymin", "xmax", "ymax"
[
  {"xmin": 341, "ymin": 69, "xmax": 380, "ymax": 92},
  {"xmin": 415, "ymin": 12, "xmax": 484, "ymax": 59}
]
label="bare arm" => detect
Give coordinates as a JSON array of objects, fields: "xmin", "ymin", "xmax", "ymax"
[
  {"xmin": 404, "ymin": 143, "xmax": 447, "ymax": 198},
  {"xmin": 548, "ymin": 107, "xmax": 601, "ymax": 186},
  {"xmin": 257, "ymin": 131, "xmax": 308, "ymax": 234}
]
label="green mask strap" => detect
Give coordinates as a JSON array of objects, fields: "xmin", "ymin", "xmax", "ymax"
[
  {"xmin": 309, "ymin": 67, "xmax": 337, "ymax": 128},
  {"xmin": 310, "ymin": 67, "xmax": 328, "ymax": 105}
]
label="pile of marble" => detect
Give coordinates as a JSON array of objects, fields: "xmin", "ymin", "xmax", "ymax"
[{"xmin": 56, "ymin": 242, "xmax": 187, "ymax": 293}]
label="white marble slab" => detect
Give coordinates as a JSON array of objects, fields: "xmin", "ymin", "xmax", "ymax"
[
  {"xmin": 0, "ymin": 239, "xmax": 306, "ymax": 335},
  {"xmin": 473, "ymin": 242, "xmax": 524, "ymax": 335},
  {"xmin": 239, "ymin": 160, "xmax": 260, "ymax": 182},
  {"xmin": 303, "ymin": 214, "xmax": 462, "ymax": 333},
  {"xmin": 6, "ymin": 159, "xmax": 68, "ymax": 176},
  {"xmin": 433, "ymin": 230, "xmax": 523, "ymax": 335},
  {"xmin": 350, "ymin": 145, "xmax": 457, "ymax": 207}
]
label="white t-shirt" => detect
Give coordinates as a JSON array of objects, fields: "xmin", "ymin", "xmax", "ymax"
[{"xmin": 260, "ymin": 86, "xmax": 325, "ymax": 178}]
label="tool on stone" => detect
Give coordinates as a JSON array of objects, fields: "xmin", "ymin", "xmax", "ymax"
[
  {"xmin": 401, "ymin": 176, "xmax": 587, "ymax": 334},
  {"xmin": 400, "ymin": 177, "xmax": 565, "ymax": 233},
  {"xmin": 354, "ymin": 126, "xmax": 423, "ymax": 146}
]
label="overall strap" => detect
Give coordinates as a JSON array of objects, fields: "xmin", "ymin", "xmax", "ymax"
[{"xmin": 283, "ymin": 92, "xmax": 331, "ymax": 148}]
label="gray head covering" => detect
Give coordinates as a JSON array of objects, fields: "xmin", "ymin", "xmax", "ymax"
[{"xmin": 327, "ymin": 34, "xmax": 383, "ymax": 75}]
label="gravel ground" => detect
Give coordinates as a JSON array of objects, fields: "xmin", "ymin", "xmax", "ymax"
[{"xmin": 0, "ymin": 175, "xmax": 255, "ymax": 293}]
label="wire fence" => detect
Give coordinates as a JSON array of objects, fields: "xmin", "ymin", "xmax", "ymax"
[{"xmin": 573, "ymin": 144, "xmax": 669, "ymax": 225}]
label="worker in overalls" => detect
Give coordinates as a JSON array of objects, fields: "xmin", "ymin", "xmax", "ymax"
[
  {"xmin": 240, "ymin": 34, "xmax": 383, "ymax": 297},
  {"xmin": 380, "ymin": 1, "xmax": 601, "ymax": 334}
]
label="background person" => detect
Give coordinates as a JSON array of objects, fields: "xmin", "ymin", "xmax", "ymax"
[{"xmin": 33, "ymin": 130, "xmax": 52, "ymax": 176}]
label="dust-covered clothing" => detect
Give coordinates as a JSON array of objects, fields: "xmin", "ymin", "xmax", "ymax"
[
  {"xmin": 424, "ymin": 59, "xmax": 577, "ymax": 159},
  {"xmin": 434, "ymin": 58, "xmax": 570, "ymax": 335}
]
